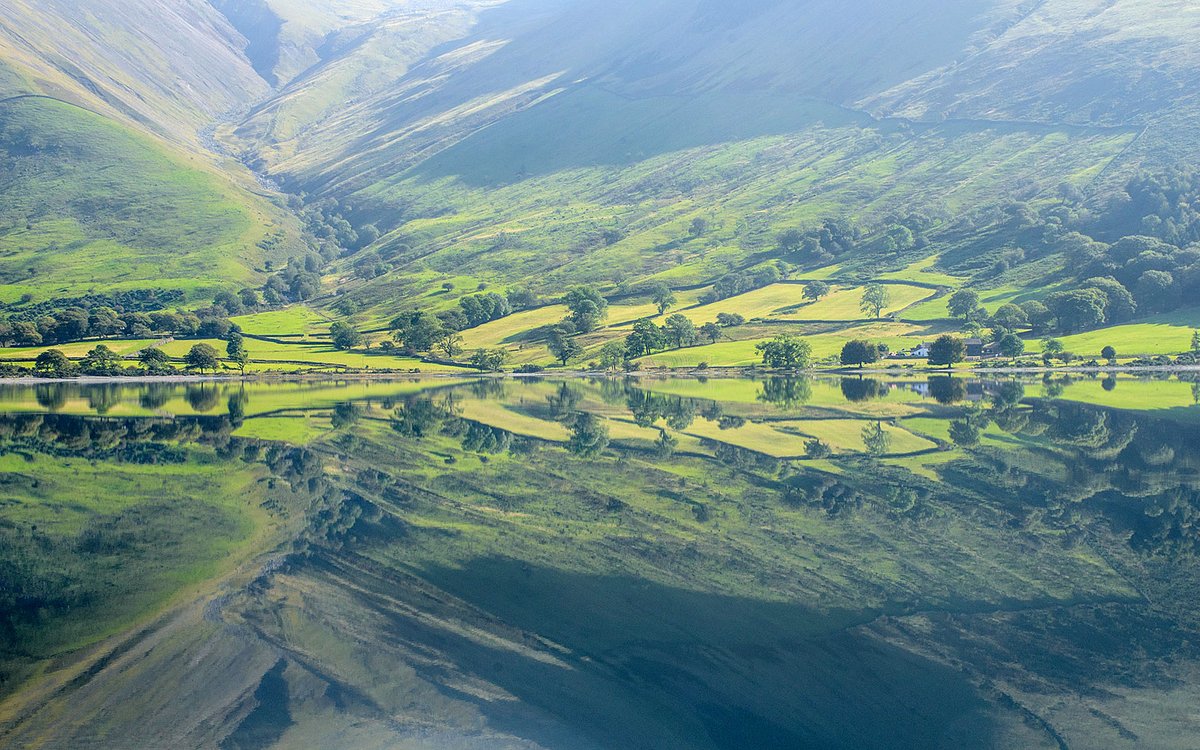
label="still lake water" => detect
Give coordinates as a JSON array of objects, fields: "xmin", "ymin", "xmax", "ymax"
[{"xmin": 1, "ymin": 375, "xmax": 1200, "ymax": 749}]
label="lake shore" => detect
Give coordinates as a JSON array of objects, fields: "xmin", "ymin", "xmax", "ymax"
[{"xmin": 4, "ymin": 363, "xmax": 1200, "ymax": 385}]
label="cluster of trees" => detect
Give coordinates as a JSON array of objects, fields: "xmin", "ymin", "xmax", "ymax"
[
  {"xmin": 30, "ymin": 337, "xmax": 247, "ymax": 379},
  {"xmin": 700, "ymin": 265, "xmax": 782, "ymax": 304},
  {"xmin": 777, "ymin": 219, "xmax": 862, "ymax": 263},
  {"xmin": 385, "ymin": 287, "xmax": 549, "ymax": 360},
  {"xmin": 0, "ymin": 305, "xmax": 235, "ymax": 347}
]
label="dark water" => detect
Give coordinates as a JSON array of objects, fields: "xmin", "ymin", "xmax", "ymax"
[{"xmin": 2, "ymin": 375, "xmax": 1200, "ymax": 749}]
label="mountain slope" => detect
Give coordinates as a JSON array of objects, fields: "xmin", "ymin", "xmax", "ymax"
[
  {"xmin": 212, "ymin": 0, "xmax": 1200, "ymax": 325},
  {"xmin": 0, "ymin": 97, "xmax": 294, "ymax": 302},
  {"xmin": 0, "ymin": 0, "xmax": 310, "ymax": 303}
]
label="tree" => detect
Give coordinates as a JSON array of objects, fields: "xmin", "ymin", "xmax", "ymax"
[
  {"xmin": 80, "ymin": 345, "xmax": 124, "ymax": 376},
  {"xmin": 434, "ymin": 331, "xmax": 465, "ymax": 359},
  {"xmin": 948, "ymin": 290, "xmax": 983, "ymax": 321},
  {"xmin": 861, "ymin": 421, "xmax": 891, "ymax": 456},
  {"xmin": 468, "ymin": 349, "xmax": 507, "ymax": 372},
  {"xmin": 805, "ymin": 439, "xmax": 832, "ymax": 459},
  {"xmin": 598, "ymin": 340, "xmax": 628, "ymax": 371},
  {"xmin": 716, "ymin": 312, "xmax": 745, "ymax": 327},
  {"xmin": 226, "ymin": 331, "xmax": 249, "ymax": 374},
  {"xmin": 689, "ymin": 217, "xmax": 708, "ymax": 237},
  {"xmin": 649, "ymin": 283, "xmax": 677, "ymax": 316},
  {"xmin": 139, "ymin": 347, "xmax": 172, "ymax": 373},
  {"xmin": 1045, "ymin": 289, "xmax": 1108, "ymax": 333},
  {"xmin": 928, "ymin": 335, "xmax": 966, "ymax": 369},
  {"xmin": 664, "ymin": 314, "xmax": 698, "ymax": 348},
  {"xmin": 564, "ymin": 286, "xmax": 608, "ymax": 333},
  {"xmin": 548, "ymin": 330, "xmax": 583, "ymax": 366},
  {"xmin": 1020, "ymin": 300, "xmax": 1054, "ymax": 334},
  {"xmin": 756, "ymin": 335, "xmax": 812, "ymax": 369},
  {"xmin": 33, "ymin": 349, "xmax": 79, "ymax": 378},
  {"xmin": 991, "ymin": 304, "xmax": 1029, "ymax": 330},
  {"xmin": 803, "ymin": 281, "xmax": 831, "ymax": 303},
  {"xmin": 995, "ymin": 331, "xmax": 1025, "ymax": 358},
  {"xmin": 1134, "ymin": 270, "xmax": 1179, "ymax": 314},
  {"xmin": 625, "ymin": 319, "xmax": 664, "ymax": 358},
  {"xmin": 699, "ymin": 322, "xmax": 723, "ymax": 344},
  {"xmin": 860, "ymin": 284, "xmax": 891, "ymax": 319},
  {"xmin": 185, "ymin": 343, "xmax": 221, "ymax": 374},
  {"xmin": 839, "ymin": 340, "xmax": 879, "ymax": 369},
  {"xmin": 329, "ymin": 322, "xmax": 362, "ymax": 351},
  {"xmin": 1042, "ymin": 338, "xmax": 1065, "ymax": 358},
  {"xmin": 1081, "ymin": 277, "xmax": 1137, "ymax": 323},
  {"xmin": 390, "ymin": 311, "xmax": 443, "ymax": 353},
  {"xmin": 1101, "ymin": 345, "xmax": 1117, "ymax": 363},
  {"xmin": 778, "ymin": 228, "xmax": 805, "ymax": 254},
  {"xmin": 1193, "ymin": 331, "xmax": 1200, "ymax": 353}
]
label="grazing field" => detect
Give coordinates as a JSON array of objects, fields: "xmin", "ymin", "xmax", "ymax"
[
  {"xmin": 774, "ymin": 418, "xmax": 938, "ymax": 454},
  {"xmin": 458, "ymin": 305, "xmax": 570, "ymax": 349},
  {"xmin": 875, "ymin": 256, "xmax": 964, "ymax": 287},
  {"xmin": 671, "ymin": 283, "xmax": 933, "ymax": 325},
  {"xmin": 230, "ymin": 306, "xmax": 331, "ymax": 337},
  {"xmin": 1025, "ymin": 314, "xmax": 1200, "ymax": 357},
  {"xmin": 638, "ymin": 322, "xmax": 933, "ymax": 367},
  {"xmin": 902, "ymin": 284, "xmax": 1038, "ymax": 321}
]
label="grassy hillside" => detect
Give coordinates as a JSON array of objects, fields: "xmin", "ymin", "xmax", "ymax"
[
  {"xmin": 0, "ymin": 97, "xmax": 297, "ymax": 302},
  {"xmin": 0, "ymin": 0, "xmax": 268, "ymax": 144}
]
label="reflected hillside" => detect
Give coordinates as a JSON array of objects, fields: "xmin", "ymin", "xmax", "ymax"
[{"xmin": 2, "ymin": 376, "xmax": 1200, "ymax": 748}]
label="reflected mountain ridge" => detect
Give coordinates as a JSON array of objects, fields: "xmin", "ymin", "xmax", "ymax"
[{"xmin": 1, "ymin": 375, "xmax": 1200, "ymax": 748}]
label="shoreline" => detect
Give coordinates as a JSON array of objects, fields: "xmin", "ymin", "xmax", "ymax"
[{"xmin": 4, "ymin": 363, "xmax": 1200, "ymax": 385}]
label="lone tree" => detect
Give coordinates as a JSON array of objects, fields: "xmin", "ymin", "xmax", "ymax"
[
  {"xmin": 548, "ymin": 330, "xmax": 583, "ymax": 366},
  {"xmin": 1042, "ymin": 338, "xmax": 1065, "ymax": 363},
  {"xmin": 699, "ymin": 322, "xmax": 723, "ymax": 344},
  {"xmin": 469, "ymin": 349, "xmax": 507, "ymax": 372},
  {"xmin": 664, "ymin": 314, "xmax": 697, "ymax": 348},
  {"xmin": 139, "ymin": 347, "xmax": 173, "ymax": 373},
  {"xmin": 948, "ymin": 289, "xmax": 982, "ymax": 321},
  {"xmin": 649, "ymin": 283, "xmax": 677, "ymax": 316},
  {"xmin": 80, "ymin": 345, "xmax": 124, "ymax": 376},
  {"xmin": 185, "ymin": 343, "xmax": 221, "ymax": 374},
  {"xmin": 803, "ymin": 281, "xmax": 831, "ymax": 303},
  {"xmin": 1101, "ymin": 345, "xmax": 1117, "ymax": 363},
  {"xmin": 1193, "ymin": 330, "xmax": 1200, "ymax": 353},
  {"xmin": 995, "ymin": 332, "xmax": 1025, "ymax": 359},
  {"xmin": 928, "ymin": 335, "xmax": 966, "ymax": 369},
  {"xmin": 226, "ymin": 331, "xmax": 249, "ymax": 374},
  {"xmin": 330, "ymin": 322, "xmax": 362, "ymax": 351},
  {"xmin": 756, "ymin": 334, "xmax": 812, "ymax": 369},
  {"xmin": 860, "ymin": 284, "xmax": 891, "ymax": 319},
  {"xmin": 33, "ymin": 349, "xmax": 79, "ymax": 378},
  {"xmin": 840, "ymin": 339, "xmax": 879, "ymax": 369},
  {"xmin": 564, "ymin": 286, "xmax": 608, "ymax": 333},
  {"xmin": 435, "ymin": 331, "xmax": 465, "ymax": 359}
]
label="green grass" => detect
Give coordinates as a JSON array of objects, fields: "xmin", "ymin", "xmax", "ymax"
[
  {"xmin": 0, "ymin": 98, "xmax": 295, "ymax": 301},
  {"xmin": 1026, "ymin": 312, "xmax": 1200, "ymax": 357},
  {"xmin": 332, "ymin": 91, "xmax": 1132, "ymax": 329},
  {"xmin": 876, "ymin": 256, "xmax": 964, "ymax": 287},
  {"xmin": 0, "ymin": 444, "xmax": 274, "ymax": 680},
  {"xmin": 230, "ymin": 306, "xmax": 331, "ymax": 337},
  {"xmin": 671, "ymin": 283, "xmax": 934, "ymax": 325}
]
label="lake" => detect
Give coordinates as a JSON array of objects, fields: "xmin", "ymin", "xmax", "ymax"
[{"xmin": 1, "ymin": 374, "xmax": 1200, "ymax": 749}]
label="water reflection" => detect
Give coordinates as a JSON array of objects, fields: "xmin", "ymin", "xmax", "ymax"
[{"xmin": 2, "ymin": 376, "xmax": 1200, "ymax": 748}]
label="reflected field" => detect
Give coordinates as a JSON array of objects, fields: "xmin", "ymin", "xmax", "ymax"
[{"xmin": 2, "ymin": 374, "xmax": 1200, "ymax": 749}]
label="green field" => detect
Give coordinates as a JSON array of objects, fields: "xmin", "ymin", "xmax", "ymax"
[
  {"xmin": 0, "ymin": 98, "xmax": 295, "ymax": 301},
  {"xmin": 230, "ymin": 306, "xmax": 331, "ymax": 337},
  {"xmin": 1025, "ymin": 313, "xmax": 1200, "ymax": 357},
  {"xmin": 667, "ymin": 283, "xmax": 934, "ymax": 326}
]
